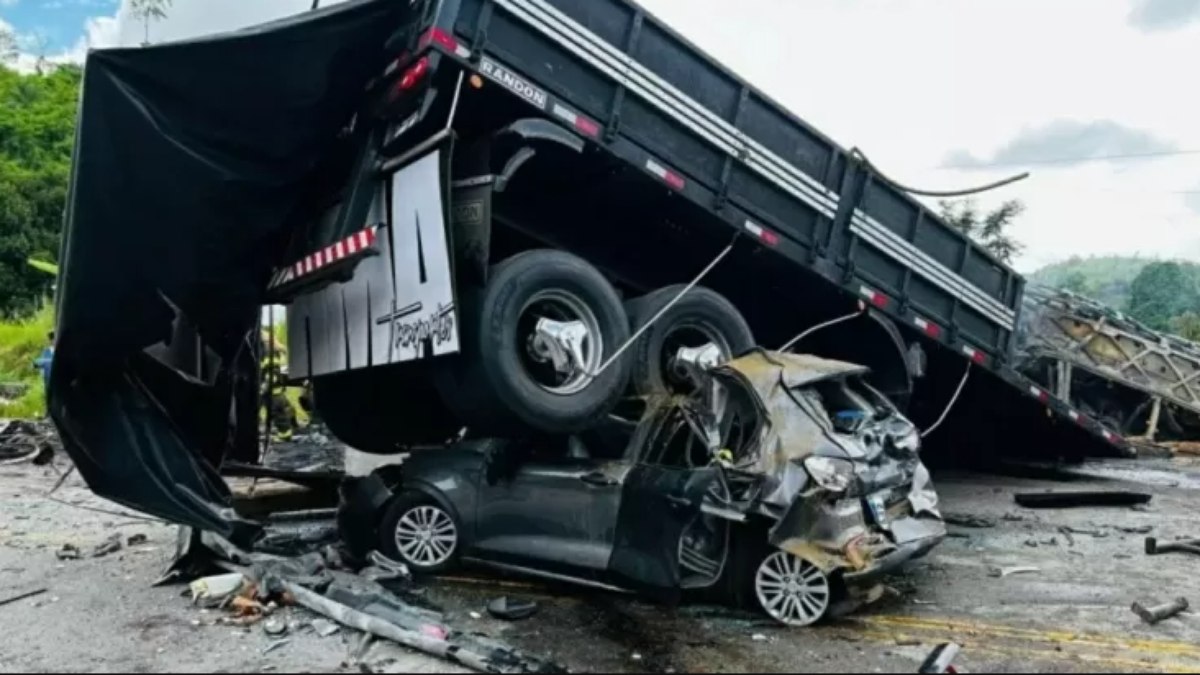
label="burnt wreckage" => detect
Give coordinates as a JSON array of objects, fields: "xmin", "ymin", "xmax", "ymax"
[{"xmin": 378, "ymin": 350, "xmax": 945, "ymax": 626}]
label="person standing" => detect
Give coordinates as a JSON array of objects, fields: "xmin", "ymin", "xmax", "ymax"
[{"xmin": 32, "ymin": 331, "xmax": 55, "ymax": 414}]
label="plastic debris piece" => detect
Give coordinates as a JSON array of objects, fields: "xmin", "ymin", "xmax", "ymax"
[
  {"xmin": 92, "ymin": 533, "xmax": 123, "ymax": 558},
  {"xmin": 486, "ymin": 596, "xmax": 539, "ymax": 621},
  {"xmin": 988, "ymin": 566, "xmax": 1040, "ymax": 578},
  {"xmin": 312, "ymin": 618, "xmax": 340, "ymax": 637},
  {"xmin": 189, "ymin": 573, "xmax": 246, "ymax": 607}
]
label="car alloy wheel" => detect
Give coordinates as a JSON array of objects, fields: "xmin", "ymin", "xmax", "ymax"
[
  {"xmin": 754, "ymin": 551, "xmax": 831, "ymax": 627},
  {"xmin": 393, "ymin": 504, "xmax": 458, "ymax": 569}
]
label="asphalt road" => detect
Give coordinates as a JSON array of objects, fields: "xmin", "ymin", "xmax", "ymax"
[{"xmin": 2, "ymin": 455, "xmax": 1198, "ymax": 673}]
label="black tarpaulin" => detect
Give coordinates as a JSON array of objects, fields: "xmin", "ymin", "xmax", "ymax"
[{"xmin": 51, "ymin": 0, "xmax": 415, "ymax": 541}]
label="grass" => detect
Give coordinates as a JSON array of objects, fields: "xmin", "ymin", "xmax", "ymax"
[{"xmin": 0, "ymin": 305, "xmax": 53, "ymax": 418}]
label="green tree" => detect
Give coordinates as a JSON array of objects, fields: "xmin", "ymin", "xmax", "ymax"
[
  {"xmin": 1127, "ymin": 261, "xmax": 1196, "ymax": 331},
  {"xmin": 1171, "ymin": 312, "xmax": 1200, "ymax": 343},
  {"xmin": 1061, "ymin": 270, "xmax": 1092, "ymax": 296},
  {"xmin": 0, "ymin": 65, "xmax": 82, "ymax": 317},
  {"xmin": 938, "ymin": 198, "xmax": 1025, "ymax": 264}
]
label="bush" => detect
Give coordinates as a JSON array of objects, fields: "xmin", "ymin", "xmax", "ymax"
[{"xmin": 0, "ymin": 305, "xmax": 53, "ymax": 418}]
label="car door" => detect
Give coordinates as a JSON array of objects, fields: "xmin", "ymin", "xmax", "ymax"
[{"xmin": 473, "ymin": 455, "xmax": 633, "ymax": 574}]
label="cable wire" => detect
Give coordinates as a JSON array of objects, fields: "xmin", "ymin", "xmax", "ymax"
[
  {"xmin": 851, "ymin": 147, "xmax": 1029, "ymax": 197},
  {"xmin": 921, "ymin": 361, "xmax": 972, "ymax": 438},
  {"xmin": 779, "ymin": 307, "xmax": 865, "ymax": 352}
]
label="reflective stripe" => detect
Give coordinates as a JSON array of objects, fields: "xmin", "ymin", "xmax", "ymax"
[
  {"xmin": 496, "ymin": 0, "xmax": 838, "ymax": 219},
  {"xmin": 850, "ymin": 212, "xmax": 1015, "ymax": 329}
]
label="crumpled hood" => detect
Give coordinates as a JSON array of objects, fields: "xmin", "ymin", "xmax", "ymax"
[{"xmin": 713, "ymin": 350, "xmax": 928, "ymax": 510}]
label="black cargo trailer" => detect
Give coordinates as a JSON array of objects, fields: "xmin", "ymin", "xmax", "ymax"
[
  {"xmin": 54, "ymin": 0, "xmax": 1127, "ymax": 538},
  {"xmin": 272, "ymin": 0, "xmax": 1127, "ymax": 457}
]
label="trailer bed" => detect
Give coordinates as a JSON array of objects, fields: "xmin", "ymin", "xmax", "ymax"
[{"xmin": 430, "ymin": 0, "xmax": 1129, "ymax": 454}]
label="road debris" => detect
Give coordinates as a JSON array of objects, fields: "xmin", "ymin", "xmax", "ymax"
[
  {"xmin": 1115, "ymin": 525, "xmax": 1153, "ymax": 535},
  {"xmin": 263, "ymin": 639, "xmax": 290, "ymax": 655},
  {"xmin": 1060, "ymin": 526, "xmax": 1109, "ymax": 539},
  {"xmin": 751, "ymin": 633, "xmax": 768, "ymax": 642},
  {"xmin": 1131, "ymin": 597, "xmax": 1189, "ymax": 625},
  {"xmin": 943, "ymin": 514, "xmax": 996, "ymax": 529},
  {"xmin": 487, "ymin": 597, "xmax": 539, "ymax": 622},
  {"xmin": 92, "ymin": 533, "xmax": 123, "ymax": 558},
  {"xmin": 1145, "ymin": 537, "xmax": 1200, "ymax": 557},
  {"xmin": 189, "ymin": 573, "xmax": 248, "ymax": 608},
  {"xmin": 127, "ymin": 533, "xmax": 150, "ymax": 546},
  {"xmin": 55, "ymin": 543, "xmax": 81, "ymax": 561},
  {"xmin": 263, "ymin": 618, "xmax": 288, "ymax": 637},
  {"xmin": 311, "ymin": 618, "xmax": 340, "ymax": 637},
  {"xmin": 918, "ymin": 643, "xmax": 961, "ymax": 674},
  {"xmin": 1014, "ymin": 491, "xmax": 1152, "ymax": 509},
  {"xmin": 0, "ymin": 419, "xmax": 59, "ymax": 464},
  {"xmin": 988, "ymin": 566, "xmax": 1041, "ymax": 578},
  {"xmin": 0, "ymin": 587, "xmax": 47, "ymax": 609}
]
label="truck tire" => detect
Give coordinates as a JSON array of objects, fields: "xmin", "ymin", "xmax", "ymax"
[
  {"xmin": 435, "ymin": 249, "xmax": 632, "ymax": 434},
  {"xmin": 313, "ymin": 364, "xmax": 462, "ymax": 454},
  {"xmin": 625, "ymin": 285, "xmax": 754, "ymax": 396}
]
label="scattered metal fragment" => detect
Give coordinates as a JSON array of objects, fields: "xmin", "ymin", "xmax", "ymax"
[
  {"xmin": 1144, "ymin": 537, "xmax": 1200, "ymax": 557},
  {"xmin": 1131, "ymin": 598, "xmax": 1189, "ymax": 625},
  {"xmin": 262, "ymin": 639, "xmax": 290, "ymax": 654},
  {"xmin": 918, "ymin": 643, "xmax": 961, "ymax": 674},
  {"xmin": 943, "ymin": 514, "xmax": 996, "ymax": 529},
  {"xmin": 1014, "ymin": 491, "xmax": 1152, "ymax": 509},
  {"xmin": 988, "ymin": 566, "xmax": 1040, "ymax": 578},
  {"xmin": 487, "ymin": 597, "xmax": 539, "ymax": 622},
  {"xmin": 127, "ymin": 533, "xmax": 150, "ymax": 546},
  {"xmin": 751, "ymin": 633, "xmax": 768, "ymax": 642},
  {"xmin": 0, "ymin": 587, "xmax": 47, "ymax": 609},
  {"xmin": 311, "ymin": 618, "xmax": 340, "ymax": 637},
  {"xmin": 92, "ymin": 533, "xmax": 123, "ymax": 558},
  {"xmin": 1061, "ymin": 527, "xmax": 1108, "ymax": 539},
  {"xmin": 263, "ymin": 618, "xmax": 288, "ymax": 637}
]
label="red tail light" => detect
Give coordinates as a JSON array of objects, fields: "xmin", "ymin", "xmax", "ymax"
[{"xmin": 391, "ymin": 56, "xmax": 429, "ymax": 100}]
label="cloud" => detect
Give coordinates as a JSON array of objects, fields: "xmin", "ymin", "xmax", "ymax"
[
  {"xmin": 942, "ymin": 120, "xmax": 1179, "ymax": 170},
  {"xmin": 1186, "ymin": 189, "xmax": 1200, "ymax": 216},
  {"xmin": 1128, "ymin": 0, "xmax": 1200, "ymax": 32},
  {"xmin": 0, "ymin": 0, "xmax": 18, "ymax": 7}
]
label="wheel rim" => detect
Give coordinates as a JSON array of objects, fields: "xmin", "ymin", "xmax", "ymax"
[
  {"xmin": 755, "ymin": 551, "xmax": 830, "ymax": 627},
  {"xmin": 394, "ymin": 505, "xmax": 457, "ymax": 568},
  {"xmin": 519, "ymin": 289, "xmax": 604, "ymax": 395},
  {"xmin": 662, "ymin": 322, "xmax": 731, "ymax": 391}
]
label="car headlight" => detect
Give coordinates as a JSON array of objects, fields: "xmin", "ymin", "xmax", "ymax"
[{"xmin": 804, "ymin": 456, "xmax": 856, "ymax": 493}]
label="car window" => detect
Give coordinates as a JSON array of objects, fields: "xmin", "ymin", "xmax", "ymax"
[{"xmin": 802, "ymin": 376, "xmax": 889, "ymax": 434}]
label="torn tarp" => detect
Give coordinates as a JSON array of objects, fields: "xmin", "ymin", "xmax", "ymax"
[{"xmin": 51, "ymin": 0, "xmax": 416, "ymax": 541}]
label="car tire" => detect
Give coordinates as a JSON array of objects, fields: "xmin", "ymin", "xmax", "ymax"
[
  {"xmin": 379, "ymin": 491, "xmax": 462, "ymax": 574},
  {"xmin": 722, "ymin": 529, "xmax": 831, "ymax": 627},
  {"xmin": 625, "ymin": 285, "xmax": 754, "ymax": 397},
  {"xmin": 313, "ymin": 364, "xmax": 462, "ymax": 454},
  {"xmin": 434, "ymin": 249, "xmax": 632, "ymax": 434}
]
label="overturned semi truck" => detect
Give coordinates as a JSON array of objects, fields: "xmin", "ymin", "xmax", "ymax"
[{"xmin": 52, "ymin": 0, "xmax": 1124, "ymax": 545}]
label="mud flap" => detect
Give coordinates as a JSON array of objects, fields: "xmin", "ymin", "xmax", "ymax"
[{"xmin": 606, "ymin": 465, "xmax": 721, "ymax": 602}]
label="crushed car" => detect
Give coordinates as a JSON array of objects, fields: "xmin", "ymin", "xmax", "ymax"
[{"xmin": 375, "ymin": 349, "xmax": 946, "ymax": 626}]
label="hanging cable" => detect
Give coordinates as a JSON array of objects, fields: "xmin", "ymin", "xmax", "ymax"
[
  {"xmin": 583, "ymin": 234, "xmax": 739, "ymax": 379},
  {"xmin": 921, "ymin": 361, "xmax": 972, "ymax": 438},
  {"xmin": 850, "ymin": 147, "xmax": 1029, "ymax": 198},
  {"xmin": 779, "ymin": 305, "xmax": 866, "ymax": 353}
]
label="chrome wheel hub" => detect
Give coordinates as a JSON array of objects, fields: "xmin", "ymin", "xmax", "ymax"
[
  {"xmin": 755, "ymin": 551, "xmax": 831, "ymax": 627},
  {"xmin": 395, "ymin": 505, "xmax": 457, "ymax": 568}
]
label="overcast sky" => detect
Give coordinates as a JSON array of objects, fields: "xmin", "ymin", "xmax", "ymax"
[{"xmin": 3, "ymin": 0, "xmax": 1199, "ymax": 273}]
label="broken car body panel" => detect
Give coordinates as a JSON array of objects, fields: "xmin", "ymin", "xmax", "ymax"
[{"xmin": 394, "ymin": 350, "xmax": 945, "ymax": 610}]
